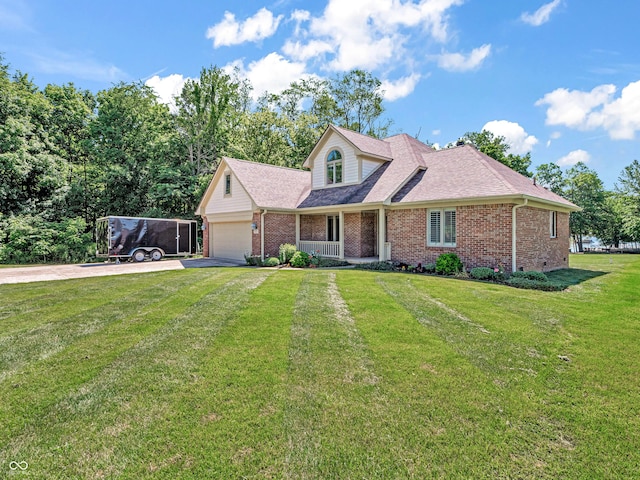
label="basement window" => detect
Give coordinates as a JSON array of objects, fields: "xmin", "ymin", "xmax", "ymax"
[{"xmin": 427, "ymin": 208, "xmax": 456, "ymax": 247}]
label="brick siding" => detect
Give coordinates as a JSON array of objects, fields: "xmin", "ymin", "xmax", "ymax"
[
  {"xmin": 252, "ymin": 212, "xmax": 297, "ymax": 258},
  {"xmin": 202, "ymin": 215, "xmax": 209, "ymax": 257},
  {"xmin": 515, "ymin": 208, "xmax": 569, "ymax": 271},
  {"xmin": 386, "ymin": 204, "xmax": 569, "ymax": 271}
]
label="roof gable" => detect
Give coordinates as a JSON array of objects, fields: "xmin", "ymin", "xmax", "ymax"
[{"xmin": 197, "ymin": 157, "xmax": 311, "ymax": 214}]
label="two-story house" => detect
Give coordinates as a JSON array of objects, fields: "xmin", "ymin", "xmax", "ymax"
[{"xmin": 196, "ymin": 125, "xmax": 578, "ymax": 272}]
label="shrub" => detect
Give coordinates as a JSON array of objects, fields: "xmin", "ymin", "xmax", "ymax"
[
  {"xmin": 0, "ymin": 215, "xmax": 94, "ymax": 264},
  {"xmin": 244, "ymin": 254, "xmax": 262, "ymax": 266},
  {"xmin": 263, "ymin": 256, "xmax": 280, "ymax": 267},
  {"xmin": 506, "ymin": 277, "xmax": 564, "ymax": 291},
  {"xmin": 470, "ymin": 267, "xmax": 496, "ymax": 280},
  {"xmin": 510, "ymin": 270, "xmax": 549, "ymax": 282},
  {"xmin": 435, "ymin": 253, "xmax": 463, "ymax": 275},
  {"xmin": 279, "ymin": 243, "xmax": 297, "ymax": 264},
  {"xmin": 290, "ymin": 250, "xmax": 311, "ymax": 268},
  {"xmin": 355, "ymin": 261, "xmax": 395, "ymax": 271},
  {"xmin": 424, "ymin": 263, "xmax": 436, "ymax": 273}
]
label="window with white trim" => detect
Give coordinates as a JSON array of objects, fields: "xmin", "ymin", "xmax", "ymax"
[
  {"xmin": 550, "ymin": 211, "xmax": 557, "ymax": 238},
  {"xmin": 427, "ymin": 208, "xmax": 456, "ymax": 246},
  {"xmin": 224, "ymin": 173, "xmax": 231, "ymax": 196},
  {"xmin": 326, "ymin": 149, "xmax": 343, "ymax": 185}
]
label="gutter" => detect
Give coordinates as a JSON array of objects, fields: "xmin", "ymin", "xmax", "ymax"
[{"xmin": 511, "ymin": 199, "xmax": 528, "ymax": 273}]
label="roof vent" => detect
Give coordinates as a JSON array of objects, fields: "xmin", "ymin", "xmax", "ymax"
[{"xmin": 455, "ymin": 139, "xmax": 465, "ymax": 146}]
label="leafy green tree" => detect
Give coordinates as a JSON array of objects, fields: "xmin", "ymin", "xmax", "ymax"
[
  {"xmin": 43, "ymin": 83, "xmax": 96, "ymax": 222},
  {"xmin": 0, "ymin": 63, "xmax": 68, "ymax": 219},
  {"xmin": 535, "ymin": 163, "xmax": 565, "ymax": 194},
  {"xmin": 461, "ymin": 130, "xmax": 532, "ymax": 177},
  {"xmin": 596, "ymin": 192, "xmax": 631, "ymax": 247},
  {"xmin": 175, "ymin": 66, "xmax": 250, "ymax": 176},
  {"xmin": 564, "ymin": 162, "xmax": 606, "ymax": 251},
  {"xmin": 89, "ymin": 82, "xmax": 178, "ymax": 217},
  {"xmin": 616, "ymin": 159, "xmax": 640, "ymax": 241},
  {"xmin": 329, "ymin": 69, "xmax": 390, "ymax": 137}
]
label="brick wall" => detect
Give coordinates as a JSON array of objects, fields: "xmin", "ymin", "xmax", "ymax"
[
  {"xmin": 361, "ymin": 212, "xmax": 376, "ymax": 257},
  {"xmin": 386, "ymin": 205, "xmax": 512, "ymax": 269},
  {"xmin": 386, "ymin": 204, "xmax": 568, "ymax": 271},
  {"xmin": 255, "ymin": 212, "xmax": 297, "ymax": 258},
  {"xmin": 344, "ymin": 213, "xmax": 361, "ymax": 257},
  {"xmin": 515, "ymin": 208, "xmax": 569, "ymax": 271},
  {"xmin": 202, "ymin": 216, "xmax": 209, "ymax": 257}
]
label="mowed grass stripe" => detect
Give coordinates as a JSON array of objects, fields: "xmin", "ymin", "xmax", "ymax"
[
  {"xmin": 336, "ymin": 270, "xmax": 565, "ymax": 478},
  {"xmin": 0, "ymin": 270, "xmax": 201, "ymax": 373},
  {"xmin": 0, "ymin": 270, "xmax": 184, "ymax": 334},
  {"xmin": 99, "ymin": 269, "xmax": 298, "ymax": 479},
  {"xmin": 283, "ymin": 271, "xmax": 382, "ymax": 479},
  {"xmin": 0, "ymin": 268, "xmax": 246, "ymax": 451},
  {"xmin": 1, "ymin": 269, "xmax": 279, "ymax": 479}
]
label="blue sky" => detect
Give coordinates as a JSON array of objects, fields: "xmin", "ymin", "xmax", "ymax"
[{"xmin": 1, "ymin": 0, "xmax": 639, "ymax": 188}]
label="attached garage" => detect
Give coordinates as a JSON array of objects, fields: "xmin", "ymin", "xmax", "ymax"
[{"xmin": 210, "ymin": 222, "xmax": 252, "ymax": 261}]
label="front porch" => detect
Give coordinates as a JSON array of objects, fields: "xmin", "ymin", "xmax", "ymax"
[
  {"xmin": 257, "ymin": 209, "xmax": 391, "ymax": 262},
  {"xmin": 297, "ymin": 239, "xmax": 391, "ymax": 262}
]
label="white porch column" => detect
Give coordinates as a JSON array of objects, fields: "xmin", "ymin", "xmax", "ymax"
[
  {"xmin": 295, "ymin": 213, "xmax": 300, "ymax": 247},
  {"xmin": 378, "ymin": 207, "xmax": 386, "ymax": 261},
  {"xmin": 339, "ymin": 210, "xmax": 345, "ymax": 260}
]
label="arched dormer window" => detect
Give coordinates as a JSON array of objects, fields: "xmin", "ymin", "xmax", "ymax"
[{"xmin": 326, "ymin": 149, "xmax": 343, "ymax": 185}]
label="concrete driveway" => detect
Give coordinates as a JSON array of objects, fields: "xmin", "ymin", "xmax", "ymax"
[{"xmin": 0, "ymin": 258, "xmax": 244, "ymax": 285}]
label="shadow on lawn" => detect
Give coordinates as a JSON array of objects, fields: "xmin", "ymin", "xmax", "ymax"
[{"xmin": 547, "ymin": 268, "xmax": 608, "ymax": 286}]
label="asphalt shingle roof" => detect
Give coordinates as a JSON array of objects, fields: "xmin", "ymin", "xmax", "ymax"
[
  {"xmin": 223, "ymin": 157, "xmax": 310, "ymax": 209},
  {"xmin": 218, "ymin": 127, "xmax": 578, "ymax": 211}
]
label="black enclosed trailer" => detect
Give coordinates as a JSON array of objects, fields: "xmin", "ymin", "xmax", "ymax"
[{"xmin": 96, "ymin": 216, "xmax": 198, "ymax": 262}]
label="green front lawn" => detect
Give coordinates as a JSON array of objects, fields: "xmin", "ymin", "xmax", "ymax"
[{"xmin": 0, "ymin": 254, "xmax": 638, "ymax": 478}]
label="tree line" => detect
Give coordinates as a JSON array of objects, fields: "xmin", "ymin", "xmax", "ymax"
[{"xmin": 1, "ymin": 55, "xmax": 638, "ymax": 263}]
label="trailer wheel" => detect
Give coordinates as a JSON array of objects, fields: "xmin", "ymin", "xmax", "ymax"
[
  {"xmin": 132, "ymin": 250, "xmax": 146, "ymax": 262},
  {"xmin": 150, "ymin": 249, "xmax": 163, "ymax": 261}
]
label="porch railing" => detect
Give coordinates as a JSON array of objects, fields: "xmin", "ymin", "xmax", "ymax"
[
  {"xmin": 298, "ymin": 241, "xmax": 340, "ymax": 258},
  {"xmin": 383, "ymin": 242, "xmax": 391, "ymax": 261}
]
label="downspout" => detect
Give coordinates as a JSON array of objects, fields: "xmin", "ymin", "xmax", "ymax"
[
  {"xmin": 261, "ymin": 209, "xmax": 267, "ymax": 261},
  {"xmin": 511, "ymin": 199, "xmax": 528, "ymax": 273}
]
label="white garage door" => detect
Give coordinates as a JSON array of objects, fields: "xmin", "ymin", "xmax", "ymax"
[{"xmin": 211, "ymin": 222, "xmax": 252, "ymax": 261}]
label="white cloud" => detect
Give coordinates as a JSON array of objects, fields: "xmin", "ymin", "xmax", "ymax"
[
  {"xmin": 482, "ymin": 120, "xmax": 538, "ymax": 155},
  {"xmin": 282, "ymin": 39, "xmax": 333, "ymax": 62},
  {"xmin": 557, "ymin": 149, "xmax": 591, "ymax": 167},
  {"xmin": 536, "ymin": 80, "xmax": 640, "ymax": 140},
  {"xmin": 434, "ymin": 44, "xmax": 491, "ymax": 72},
  {"xmin": 589, "ymin": 80, "xmax": 640, "ymax": 140},
  {"xmin": 381, "ymin": 73, "xmax": 422, "ymax": 101},
  {"xmin": 295, "ymin": 0, "xmax": 464, "ymax": 72},
  {"xmin": 230, "ymin": 52, "xmax": 310, "ymax": 98},
  {"xmin": 521, "ymin": 0, "xmax": 562, "ymax": 27},
  {"xmin": 290, "ymin": 9, "xmax": 310, "ymax": 35},
  {"xmin": 206, "ymin": 8, "xmax": 283, "ymax": 47},
  {"xmin": 535, "ymin": 84, "xmax": 615, "ymax": 129},
  {"xmin": 432, "ymin": 129, "xmax": 441, "ymax": 136},
  {"xmin": 146, "ymin": 74, "xmax": 189, "ymax": 113}
]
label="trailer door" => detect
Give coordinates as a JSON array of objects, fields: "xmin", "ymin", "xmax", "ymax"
[{"xmin": 178, "ymin": 223, "xmax": 191, "ymax": 254}]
